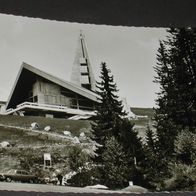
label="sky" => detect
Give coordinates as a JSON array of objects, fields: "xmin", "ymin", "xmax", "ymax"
[{"xmin": 0, "ymin": 13, "xmax": 168, "ymax": 108}]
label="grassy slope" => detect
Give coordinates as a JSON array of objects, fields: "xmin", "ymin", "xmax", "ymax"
[
  {"xmin": 0, "ymin": 115, "xmax": 91, "ymax": 136},
  {"xmin": 0, "ymin": 115, "xmax": 92, "ymax": 172},
  {"xmin": 0, "ymin": 126, "xmax": 64, "ymax": 146},
  {"xmin": 0, "ymin": 108, "xmax": 154, "ymax": 133},
  {"xmin": 0, "ymin": 108, "xmax": 154, "ymax": 143},
  {"xmin": 0, "ymin": 109, "xmax": 154, "ymax": 171}
]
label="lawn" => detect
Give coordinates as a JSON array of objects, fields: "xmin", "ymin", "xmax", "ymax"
[{"xmin": 0, "ymin": 115, "xmax": 91, "ymax": 136}]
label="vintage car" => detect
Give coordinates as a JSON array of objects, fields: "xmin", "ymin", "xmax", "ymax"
[{"xmin": 0, "ymin": 169, "xmax": 38, "ymax": 183}]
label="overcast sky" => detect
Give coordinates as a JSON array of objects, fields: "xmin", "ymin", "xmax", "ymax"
[{"xmin": 0, "ymin": 13, "xmax": 168, "ymax": 108}]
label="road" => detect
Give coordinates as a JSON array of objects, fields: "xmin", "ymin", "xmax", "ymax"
[
  {"xmin": 0, "ymin": 182, "xmax": 195, "ymax": 196},
  {"xmin": 0, "ymin": 181, "xmax": 129, "ymax": 194}
]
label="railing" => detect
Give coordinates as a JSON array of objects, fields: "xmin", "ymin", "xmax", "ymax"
[
  {"xmin": 4, "ymin": 102, "xmax": 96, "ymax": 116},
  {"xmin": 16, "ymin": 102, "xmax": 69, "ymax": 110},
  {"xmin": 16, "ymin": 102, "xmax": 94, "ymax": 111},
  {"xmin": 4, "ymin": 101, "xmax": 97, "ymax": 117}
]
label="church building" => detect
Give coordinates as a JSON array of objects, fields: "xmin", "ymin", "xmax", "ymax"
[{"xmin": 4, "ymin": 32, "xmax": 100, "ymax": 119}]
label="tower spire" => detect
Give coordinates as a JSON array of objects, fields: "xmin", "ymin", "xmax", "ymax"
[{"xmin": 71, "ymin": 31, "xmax": 96, "ymax": 91}]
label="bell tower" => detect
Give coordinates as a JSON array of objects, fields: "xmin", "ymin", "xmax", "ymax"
[{"xmin": 71, "ymin": 31, "xmax": 96, "ymax": 91}]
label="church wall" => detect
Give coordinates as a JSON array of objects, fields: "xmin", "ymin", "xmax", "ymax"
[
  {"xmin": 37, "ymin": 93, "xmax": 45, "ymax": 104},
  {"xmin": 32, "ymin": 78, "xmax": 71, "ymax": 107},
  {"xmin": 33, "ymin": 78, "xmax": 60, "ymax": 97},
  {"xmin": 30, "ymin": 77, "xmax": 95, "ymax": 110}
]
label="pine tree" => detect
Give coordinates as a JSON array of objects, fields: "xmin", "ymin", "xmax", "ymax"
[
  {"xmin": 92, "ymin": 62, "xmax": 125, "ymax": 159},
  {"xmin": 119, "ymin": 118, "xmax": 144, "ymax": 166},
  {"xmin": 118, "ymin": 118, "xmax": 146, "ymax": 186},
  {"xmin": 92, "ymin": 62, "xmax": 145, "ymax": 187},
  {"xmin": 143, "ymin": 126, "xmax": 164, "ymax": 188},
  {"xmin": 165, "ymin": 28, "xmax": 196, "ymax": 130},
  {"xmin": 154, "ymin": 28, "xmax": 196, "ymax": 159},
  {"xmin": 145, "ymin": 126, "xmax": 157, "ymax": 156},
  {"xmin": 102, "ymin": 136, "xmax": 130, "ymax": 189},
  {"xmin": 154, "ymin": 40, "xmax": 178, "ymax": 157}
]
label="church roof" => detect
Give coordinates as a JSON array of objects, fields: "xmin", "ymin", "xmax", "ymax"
[{"xmin": 6, "ymin": 62, "xmax": 99, "ymax": 110}]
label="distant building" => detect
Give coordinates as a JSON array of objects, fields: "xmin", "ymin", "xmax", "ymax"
[{"xmin": 3, "ymin": 32, "xmax": 100, "ymax": 119}]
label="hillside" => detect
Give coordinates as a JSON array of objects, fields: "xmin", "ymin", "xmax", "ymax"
[
  {"xmin": 0, "ymin": 115, "xmax": 91, "ymax": 136},
  {"xmin": 0, "ymin": 108, "xmax": 155, "ymax": 175},
  {"xmin": 131, "ymin": 107, "xmax": 154, "ymax": 119},
  {"xmin": 0, "ymin": 107, "xmax": 155, "ymax": 146},
  {"xmin": 0, "ymin": 115, "xmax": 93, "ymax": 173}
]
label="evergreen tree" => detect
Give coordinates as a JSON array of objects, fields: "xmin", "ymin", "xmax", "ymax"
[
  {"xmin": 92, "ymin": 62, "xmax": 145, "ymax": 187},
  {"xmin": 119, "ymin": 118, "xmax": 144, "ymax": 167},
  {"xmin": 102, "ymin": 136, "xmax": 130, "ymax": 189},
  {"xmin": 154, "ymin": 28, "xmax": 196, "ymax": 159},
  {"xmin": 145, "ymin": 126, "xmax": 157, "ymax": 155},
  {"xmin": 118, "ymin": 118, "xmax": 146, "ymax": 186},
  {"xmin": 143, "ymin": 126, "xmax": 165, "ymax": 189},
  {"xmin": 92, "ymin": 62, "xmax": 143, "ymax": 161},
  {"xmin": 164, "ymin": 131, "xmax": 196, "ymax": 191},
  {"xmin": 92, "ymin": 62, "xmax": 125, "ymax": 159}
]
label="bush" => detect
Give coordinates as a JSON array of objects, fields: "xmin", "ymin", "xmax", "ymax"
[
  {"xmin": 164, "ymin": 162, "xmax": 196, "ymax": 191},
  {"xmin": 67, "ymin": 166, "xmax": 100, "ymax": 187},
  {"xmin": 174, "ymin": 130, "xmax": 196, "ymax": 164},
  {"xmin": 67, "ymin": 145, "xmax": 98, "ymax": 187}
]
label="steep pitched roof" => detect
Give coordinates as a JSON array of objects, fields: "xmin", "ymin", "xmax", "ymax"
[{"xmin": 6, "ymin": 62, "xmax": 100, "ymax": 110}]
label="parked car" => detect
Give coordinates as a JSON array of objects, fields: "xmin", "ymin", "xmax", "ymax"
[{"xmin": 0, "ymin": 169, "xmax": 38, "ymax": 183}]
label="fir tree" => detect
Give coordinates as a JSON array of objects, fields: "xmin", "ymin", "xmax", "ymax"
[
  {"xmin": 118, "ymin": 118, "xmax": 146, "ymax": 186},
  {"xmin": 119, "ymin": 118, "xmax": 144, "ymax": 166},
  {"xmin": 154, "ymin": 28, "xmax": 196, "ymax": 159},
  {"xmin": 92, "ymin": 62, "xmax": 143, "ymax": 161},
  {"xmin": 154, "ymin": 40, "xmax": 178, "ymax": 157},
  {"xmin": 102, "ymin": 136, "xmax": 130, "ymax": 189},
  {"xmin": 92, "ymin": 62, "xmax": 145, "ymax": 187},
  {"xmin": 92, "ymin": 62, "xmax": 125, "ymax": 159},
  {"xmin": 145, "ymin": 126, "xmax": 157, "ymax": 156},
  {"xmin": 143, "ymin": 126, "xmax": 165, "ymax": 189}
]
